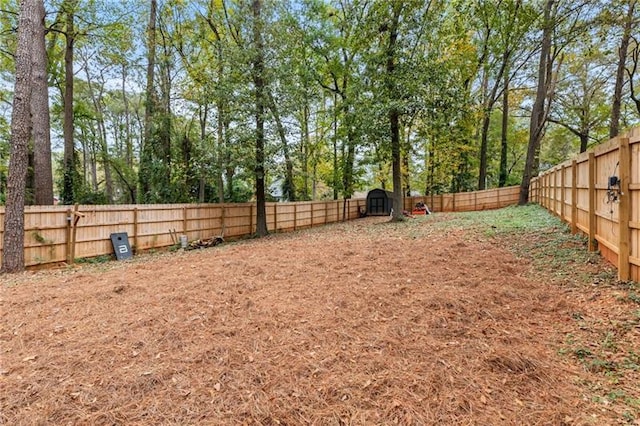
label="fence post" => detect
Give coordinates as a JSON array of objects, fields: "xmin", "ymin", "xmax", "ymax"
[
  {"xmin": 293, "ymin": 203, "xmax": 297, "ymax": 231},
  {"xmin": 247, "ymin": 204, "xmax": 251, "ymax": 235},
  {"xmin": 182, "ymin": 206, "xmax": 188, "ymax": 236},
  {"xmin": 544, "ymin": 173, "xmax": 551, "ymax": 210},
  {"xmin": 133, "ymin": 207, "xmax": 139, "ymax": 252},
  {"xmin": 221, "ymin": 204, "xmax": 226, "ymax": 236},
  {"xmin": 65, "ymin": 208, "xmax": 72, "ymax": 264},
  {"xmin": 325, "ymin": 201, "xmax": 328, "ymax": 224},
  {"xmin": 310, "ymin": 202, "xmax": 314, "ymax": 227},
  {"xmin": 274, "ymin": 203, "xmax": 278, "ymax": 232},
  {"xmin": 560, "ymin": 165, "xmax": 566, "ymax": 221},
  {"xmin": 552, "ymin": 170, "xmax": 555, "ymax": 209},
  {"xmin": 588, "ymin": 152, "xmax": 597, "ymax": 252},
  {"xmin": 571, "ymin": 160, "xmax": 578, "ymax": 234},
  {"xmin": 551, "ymin": 171, "xmax": 555, "ymax": 211},
  {"xmin": 618, "ymin": 137, "xmax": 631, "ymax": 281},
  {"xmin": 69, "ymin": 204, "xmax": 82, "ymax": 265}
]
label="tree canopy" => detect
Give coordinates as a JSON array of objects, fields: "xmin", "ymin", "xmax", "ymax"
[{"xmin": 0, "ymin": 0, "xmax": 638, "ymax": 208}]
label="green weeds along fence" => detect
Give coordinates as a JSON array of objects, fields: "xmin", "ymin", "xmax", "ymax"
[
  {"xmin": 0, "ymin": 186, "xmax": 519, "ymax": 268},
  {"xmin": 530, "ymin": 127, "xmax": 640, "ymax": 282}
]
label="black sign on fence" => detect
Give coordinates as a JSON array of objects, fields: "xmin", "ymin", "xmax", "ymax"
[{"xmin": 110, "ymin": 232, "xmax": 133, "ymax": 260}]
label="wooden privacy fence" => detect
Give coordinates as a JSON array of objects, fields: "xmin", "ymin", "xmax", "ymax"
[
  {"xmin": 0, "ymin": 186, "xmax": 520, "ymax": 269},
  {"xmin": 529, "ymin": 127, "xmax": 640, "ymax": 282},
  {"xmin": 404, "ymin": 186, "xmax": 520, "ymax": 213}
]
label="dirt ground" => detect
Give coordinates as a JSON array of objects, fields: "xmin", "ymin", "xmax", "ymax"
[{"xmin": 1, "ymin": 212, "xmax": 639, "ymax": 425}]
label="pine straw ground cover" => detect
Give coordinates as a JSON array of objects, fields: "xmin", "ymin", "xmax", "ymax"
[{"xmin": 1, "ymin": 204, "xmax": 638, "ymax": 425}]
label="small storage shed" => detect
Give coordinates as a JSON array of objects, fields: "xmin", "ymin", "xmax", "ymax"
[{"xmin": 366, "ymin": 188, "xmax": 394, "ymax": 216}]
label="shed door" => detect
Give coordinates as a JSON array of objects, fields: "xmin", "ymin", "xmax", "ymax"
[{"xmin": 370, "ymin": 197, "xmax": 385, "ymax": 214}]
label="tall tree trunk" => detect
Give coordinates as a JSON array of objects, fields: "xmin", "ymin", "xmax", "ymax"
[
  {"xmin": 341, "ymin": 104, "xmax": 356, "ymax": 201},
  {"xmin": 478, "ymin": 54, "xmax": 510, "ymax": 190},
  {"xmin": 82, "ymin": 62, "xmax": 113, "ymax": 202},
  {"xmin": 402, "ymin": 118, "xmax": 414, "ymax": 196},
  {"xmin": 301, "ymin": 102, "xmax": 310, "ymax": 200},
  {"xmin": 252, "ymin": 0, "xmax": 268, "ymax": 237},
  {"xmin": 198, "ymin": 103, "xmax": 208, "ymax": 203},
  {"xmin": 478, "ymin": 66, "xmax": 490, "ymax": 190},
  {"xmin": 332, "ymin": 93, "xmax": 339, "ymax": 200},
  {"xmin": 579, "ymin": 132, "xmax": 589, "ymax": 153},
  {"xmin": 387, "ymin": 4, "xmax": 403, "ymax": 220},
  {"xmin": 478, "ymin": 110, "xmax": 491, "ymax": 190},
  {"xmin": 121, "ymin": 64, "xmax": 133, "ymax": 168},
  {"xmin": 2, "ymin": 0, "xmax": 38, "ymax": 273},
  {"xmin": 499, "ymin": 70, "xmax": 509, "ymax": 187},
  {"xmin": 215, "ymin": 99, "xmax": 225, "ymax": 203},
  {"xmin": 267, "ymin": 91, "xmax": 296, "ymax": 201},
  {"xmin": 224, "ymin": 113, "xmax": 234, "ymax": 201},
  {"xmin": 205, "ymin": 13, "xmax": 226, "ymax": 203},
  {"xmin": 159, "ymin": 36, "xmax": 172, "ymax": 200},
  {"xmin": 139, "ymin": 0, "xmax": 157, "ymax": 202},
  {"xmin": 31, "ymin": 0, "xmax": 53, "ymax": 205},
  {"xmin": 610, "ymin": 0, "xmax": 636, "ymax": 138},
  {"xmin": 216, "ymin": 39, "xmax": 225, "ymax": 203},
  {"xmin": 519, "ymin": 0, "xmax": 554, "ymax": 205},
  {"xmin": 62, "ymin": 0, "xmax": 77, "ymax": 204}
]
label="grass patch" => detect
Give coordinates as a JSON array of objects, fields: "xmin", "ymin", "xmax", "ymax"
[
  {"xmin": 75, "ymin": 254, "xmax": 114, "ymax": 264},
  {"xmin": 428, "ymin": 204, "xmax": 638, "ymax": 421},
  {"xmin": 427, "ymin": 204, "xmax": 607, "ymax": 284}
]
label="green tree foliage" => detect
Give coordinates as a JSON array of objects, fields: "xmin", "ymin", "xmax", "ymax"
[{"xmin": 1, "ymin": 0, "xmax": 640, "ymax": 214}]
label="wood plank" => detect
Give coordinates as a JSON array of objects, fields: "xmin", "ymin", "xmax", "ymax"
[
  {"xmin": 618, "ymin": 137, "xmax": 631, "ymax": 280},
  {"xmin": 560, "ymin": 166, "xmax": 565, "ymax": 218},
  {"xmin": 588, "ymin": 152, "xmax": 597, "ymax": 251},
  {"xmin": 571, "ymin": 160, "xmax": 578, "ymax": 234}
]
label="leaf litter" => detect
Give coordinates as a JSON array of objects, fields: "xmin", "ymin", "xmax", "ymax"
[{"xmin": 1, "ymin": 206, "xmax": 638, "ymax": 425}]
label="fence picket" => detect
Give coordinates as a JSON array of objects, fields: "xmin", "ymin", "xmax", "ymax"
[
  {"xmin": 532, "ymin": 127, "xmax": 640, "ymax": 282},
  {"xmin": 0, "ymin": 186, "xmax": 520, "ymax": 268}
]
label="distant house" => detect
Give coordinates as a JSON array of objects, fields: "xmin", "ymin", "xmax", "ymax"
[{"xmin": 269, "ymin": 179, "xmax": 284, "ymax": 202}]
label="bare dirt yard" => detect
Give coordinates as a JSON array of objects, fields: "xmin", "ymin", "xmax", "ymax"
[{"xmin": 1, "ymin": 205, "xmax": 639, "ymax": 425}]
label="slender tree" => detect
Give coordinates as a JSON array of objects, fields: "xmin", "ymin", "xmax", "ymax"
[
  {"xmin": 627, "ymin": 35, "xmax": 640, "ymax": 116},
  {"xmin": 266, "ymin": 90, "xmax": 296, "ymax": 201},
  {"xmin": 2, "ymin": 0, "xmax": 39, "ymax": 273},
  {"xmin": 610, "ymin": 0, "xmax": 636, "ymax": 138},
  {"xmin": 31, "ymin": 0, "xmax": 53, "ymax": 205},
  {"xmin": 499, "ymin": 69, "xmax": 510, "ymax": 187},
  {"xmin": 61, "ymin": 0, "xmax": 78, "ymax": 204},
  {"xmin": 139, "ymin": 0, "xmax": 157, "ymax": 202},
  {"xmin": 475, "ymin": 0, "xmax": 525, "ymax": 190},
  {"xmin": 519, "ymin": 0, "xmax": 555, "ymax": 205},
  {"xmin": 385, "ymin": 2, "xmax": 403, "ymax": 220},
  {"xmin": 252, "ymin": 0, "xmax": 268, "ymax": 236}
]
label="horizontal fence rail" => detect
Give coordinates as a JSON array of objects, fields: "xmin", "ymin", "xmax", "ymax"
[
  {"xmin": 530, "ymin": 127, "xmax": 640, "ymax": 282},
  {"xmin": 0, "ymin": 186, "xmax": 520, "ymax": 268}
]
